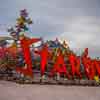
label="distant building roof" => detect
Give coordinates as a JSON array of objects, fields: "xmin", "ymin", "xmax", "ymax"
[
  {"xmin": 0, "ymin": 37, "xmax": 13, "ymax": 47},
  {"xmin": 0, "ymin": 37, "xmax": 13, "ymax": 41}
]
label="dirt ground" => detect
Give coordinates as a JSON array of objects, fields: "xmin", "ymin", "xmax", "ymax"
[{"xmin": 0, "ymin": 81, "xmax": 99, "ymax": 100}]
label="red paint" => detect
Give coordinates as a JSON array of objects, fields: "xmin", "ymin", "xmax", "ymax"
[
  {"xmin": 16, "ymin": 37, "xmax": 41, "ymax": 77},
  {"xmin": 50, "ymin": 48, "xmax": 70, "ymax": 79},
  {"xmin": 35, "ymin": 44, "xmax": 51, "ymax": 76},
  {"xmin": 69, "ymin": 54, "xmax": 82, "ymax": 79}
]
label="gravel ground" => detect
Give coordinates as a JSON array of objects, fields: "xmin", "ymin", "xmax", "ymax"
[{"xmin": 0, "ymin": 81, "xmax": 99, "ymax": 100}]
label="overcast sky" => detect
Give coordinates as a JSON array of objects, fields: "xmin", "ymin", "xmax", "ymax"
[{"xmin": 0, "ymin": 0, "xmax": 100, "ymax": 57}]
